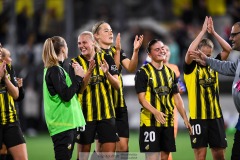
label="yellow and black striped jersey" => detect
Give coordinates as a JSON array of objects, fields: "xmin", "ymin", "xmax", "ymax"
[
  {"xmin": 0, "ymin": 64, "xmax": 18, "ymax": 125},
  {"xmin": 101, "ymin": 46, "xmax": 127, "ymax": 108},
  {"xmin": 135, "ymin": 63, "xmax": 179, "ymax": 127},
  {"xmin": 70, "ymin": 52, "xmax": 118, "ymax": 121},
  {"xmin": 184, "ymin": 59, "xmax": 223, "ymax": 119}
]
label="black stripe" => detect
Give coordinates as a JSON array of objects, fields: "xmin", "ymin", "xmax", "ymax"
[{"xmin": 196, "ymin": 67, "xmax": 202, "ymax": 118}]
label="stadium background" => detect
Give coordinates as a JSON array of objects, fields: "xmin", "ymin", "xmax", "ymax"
[{"xmin": 0, "ymin": 0, "xmax": 239, "ymax": 159}]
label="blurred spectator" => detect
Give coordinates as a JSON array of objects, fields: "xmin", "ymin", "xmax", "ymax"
[
  {"xmin": 40, "ymin": 0, "xmax": 64, "ymax": 38},
  {"xmin": 193, "ymin": 0, "xmax": 209, "ymax": 24},
  {"xmin": 170, "ymin": 19, "xmax": 191, "ymax": 68},
  {"xmin": 228, "ymin": 0, "xmax": 240, "ymax": 23},
  {"xmin": 40, "ymin": 8, "xmax": 64, "ymax": 38},
  {"xmin": 165, "ymin": 36, "xmax": 181, "ymax": 66},
  {"xmin": 0, "ymin": 13, "xmax": 8, "ymax": 44},
  {"xmin": 16, "ymin": 7, "xmax": 29, "ymax": 44},
  {"xmin": 15, "ymin": 0, "xmax": 34, "ymax": 44},
  {"xmin": 206, "ymin": 0, "xmax": 226, "ymax": 16}
]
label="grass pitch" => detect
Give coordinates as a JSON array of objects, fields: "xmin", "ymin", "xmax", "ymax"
[{"xmin": 26, "ymin": 129, "xmax": 234, "ymax": 160}]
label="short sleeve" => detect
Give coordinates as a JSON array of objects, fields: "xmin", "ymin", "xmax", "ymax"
[{"xmin": 135, "ymin": 69, "xmax": 148, "ymax": 94}]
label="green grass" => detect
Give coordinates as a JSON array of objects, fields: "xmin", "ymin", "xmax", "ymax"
[{"xmin": 26, "ymin": 129, "xmax": 235, "ymax": 160}]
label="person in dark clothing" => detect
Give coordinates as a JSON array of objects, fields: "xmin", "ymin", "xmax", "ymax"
[{"xmin": 42, "ymin": 36, "xmax": 86, "ymax": 160}]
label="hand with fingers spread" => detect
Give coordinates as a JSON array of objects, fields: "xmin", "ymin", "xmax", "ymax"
[
  {"xmin": 153, "ymin": 109, "xmax": 166, "ymax": 124},
  {"xmin": 133, "ymin": 35, "xmax": 144, "ymax": 52},
  {"xmin": 100, "ymin": 59, "xmax": 109, "ymax": 74}
]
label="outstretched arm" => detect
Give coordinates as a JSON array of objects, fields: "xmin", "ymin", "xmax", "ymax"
[
  {"xmin": 185, "ymin": 16, "xmax": 208, "ymax": 64},
  {"xmin": 190, "ymin": 50, "xmax": 237, "ymax": 76},
  {"xmin": 122, "ymin": 35, "xmax": 144, "ymax": 73},
  {"xmin": 207, "ymin": 16, "xmax": 232, "ymax": 60},
  {"xmin": 114, "ymin": 33, "xmax": 121, "ymax": 69}
]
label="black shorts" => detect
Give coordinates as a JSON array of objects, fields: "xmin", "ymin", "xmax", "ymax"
[
  {"xmin": 190, "ymin": 118, "xmax": 227, "ymax": 149},
  {"xmin": 115, "ymin": 107, "xmax": 129, "ymax": 138},
  {"xmin": 51, "ymin": 128, "xmax": 76, "ymax": 160},
  {"xmin": 139, "ymin": 125, "xmax": 176, "ymax": 153},
  {"xmin": 76, "ymin": 118, "xmax": 119, "ymax": 144},
  {"xmin": 0, "ymin": 121, "xmax": 26, "ymax": 149},
  {"xmin": 231, "ymin": 129, "xmax": 240, "ymax": 160}
]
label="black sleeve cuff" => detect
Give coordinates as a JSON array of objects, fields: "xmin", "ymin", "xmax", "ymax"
[{"xmin": 75, "ymin": 75, "xmax": 83, "ymax": 85}]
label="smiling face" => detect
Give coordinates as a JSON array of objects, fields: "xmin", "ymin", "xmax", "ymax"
[
  {"xmin": 229, "ymin": 23, "xmax": 240, "ymax": 51},
  {"xmin": 148, "ymin": 41, "xmax": 166, "ymax": 63},
  {"xmin": 94, "ymin": 23, "xmax": 113, "ymax": 49},
  {"xmin": 78, "ymin": 34, "xmax": 95, "ymax": 59}
]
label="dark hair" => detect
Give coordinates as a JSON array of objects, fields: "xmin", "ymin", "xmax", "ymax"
[
  {"xmin": 92, "ymin": 21, "xmax": 106, "ymax": 34},
  {"xmin": 146, "ymin": 39, "xmax": 160, "ymax": 53}
]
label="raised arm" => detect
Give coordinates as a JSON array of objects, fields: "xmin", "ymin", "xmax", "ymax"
[
  {"xmin": 185, "ymin": 16, "xmax": 208, "ymax": 64},
  {"xmin": 122, "ymin": 35, "xmax": 144, "ymax": 73},
  {"xmin": 114, "ymin": 33, "xmax": 121, "ymax": 69},
  {"xmin": 207, "ymin": 17, "xmax": 232, "ymax": 60}
]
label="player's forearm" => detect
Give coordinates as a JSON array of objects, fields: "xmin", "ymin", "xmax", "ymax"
[
  {"xmin": 5, "ymin": 78, "xmax": 19, "ymax": 99},
  {"xmin": 106, "ymin": 73, "xmax": 120, "ymax": 90}
]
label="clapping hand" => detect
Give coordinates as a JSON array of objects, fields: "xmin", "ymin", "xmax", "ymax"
[
  {"xmin": 72, "ymin": 62, "xmax": 85, "ymax": 77},
  {"xmin": 115, "ymin": 33, "xmax": 121, "ymax": 51},
  {"xmin": 133, "ymin": 35, "xmax": 144, "ymax": 51},
  {"xmin": 88, "ymin": 59, "xmax": 96, "ymax": 73},
  {"xmin": 100, "ymin": 59, "xmax": 109, "ymax": 74}
]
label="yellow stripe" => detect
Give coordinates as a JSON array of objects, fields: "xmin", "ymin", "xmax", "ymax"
[{"xmin": 184, "ymin": 64, "xmax": 222, "ymax": 119}]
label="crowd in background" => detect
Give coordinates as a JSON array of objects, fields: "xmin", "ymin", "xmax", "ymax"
[{"xmin": 0, "ymin": 0, "xmax": 239, "ymax": 135}]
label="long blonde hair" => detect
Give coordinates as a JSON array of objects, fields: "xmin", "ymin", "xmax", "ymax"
[{"xmin": 42, "ymin": 36, "xmax": 65, "ymax": 68}]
